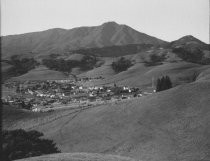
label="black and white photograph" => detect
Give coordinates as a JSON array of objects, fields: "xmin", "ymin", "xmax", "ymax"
[{"xmin": 1, "ymin": 0, "xmax": 210, "ymax": 161}]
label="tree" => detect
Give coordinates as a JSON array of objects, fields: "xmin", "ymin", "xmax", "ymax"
[
  {"xmin": 156, "ymin": 75, "xmax": 172, "ymax": 92},
  {"xmin": 111, "ymin": 57, "xmax": 132, "ymax": 73},
  {"xmin": 2, "ymin": 129, "xmax": 60, "ymax": 161}
]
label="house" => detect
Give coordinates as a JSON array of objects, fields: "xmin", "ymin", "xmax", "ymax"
[{"xmin": 32, "ymin": 107, "xmax": 41, "ymax": 112}]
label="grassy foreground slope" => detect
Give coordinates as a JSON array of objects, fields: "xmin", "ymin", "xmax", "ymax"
[
  {"xmin": 16, "ymin": 153, "xmax": 137, "ymax": 161},
  {"xmin": 5, "ymin": 78, "xmax": 210, "ymax": 161}
]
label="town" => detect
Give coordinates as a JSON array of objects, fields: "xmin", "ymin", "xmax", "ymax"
[{"xmin": 2, "ymin": 78, "xmax": 154, "ymax": 112}]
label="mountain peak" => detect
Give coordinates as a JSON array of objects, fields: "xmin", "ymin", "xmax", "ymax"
[
  {"xmin": 179, "ymin": 35, "xmax": 199, "ymax": 41},
  {"xmin": 101, "ymin": 21, "xmax": 119, "ymax": 26},
  {"xmin": 171, "ymin": 35, "xmax": 207, "ymax": 47}
]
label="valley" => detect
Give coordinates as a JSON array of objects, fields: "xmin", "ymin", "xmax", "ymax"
[{"xmin": 1, "ymin": 21, "xmax": 210, "ymax": 161}]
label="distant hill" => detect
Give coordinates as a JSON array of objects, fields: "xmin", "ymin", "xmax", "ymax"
[
  {"xmin": 170, "ymin": 35, "xmax": 210, "ymax": 64},
  {"xmin": 1, "ymin": 22, "xmax": 209, "ymax": 82},
  {"xmin": 1, "ymin": 21, "xmax": 166, "ymax": 59},
  {"xmin": 170, "ymin": 35, "xmax": 209, "ymax": 49}
]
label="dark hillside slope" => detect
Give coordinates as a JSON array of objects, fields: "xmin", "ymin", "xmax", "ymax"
[
  {"xmin": 5, "ymin": 80, "xmax": 210, "ymax": 161},
  {"xmin": 2, "ymin": 22, "xmax": 166, "ymax": 59},
  {"xmin": 170, "ymin": 35, "xmax": 210, "ymax": 64}
]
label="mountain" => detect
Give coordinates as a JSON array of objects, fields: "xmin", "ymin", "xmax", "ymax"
[{"xmin": 1, "ymin": 22, "xmax": 166, "ymax": 59}]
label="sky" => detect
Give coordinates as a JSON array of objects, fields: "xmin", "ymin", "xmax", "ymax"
[{"xmin": 1, "ymin": 0, "xmax": 209, "ymax": 43}]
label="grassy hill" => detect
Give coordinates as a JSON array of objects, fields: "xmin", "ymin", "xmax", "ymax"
[
  {"xmin": 9, "ymin": 65, "xmax": 73, "ymax": 81},
  {"xmin": 7, "ymin": 54, "xmax": 210, "ymax": 90},
  {"xmin": 4, "ymin": 78, "xmax": 210, "ymax": 161},
  {"xmin": 79, "ymin": 55, "xmax": 210, "ymax": 89}
]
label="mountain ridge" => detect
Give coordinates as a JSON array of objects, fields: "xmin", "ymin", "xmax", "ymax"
[{"xmin": 2, "ymin": 21, "xmax": 166, "ymax": 59}]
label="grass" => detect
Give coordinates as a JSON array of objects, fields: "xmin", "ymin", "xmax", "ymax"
[{"xmin": 4, "ymin": 80, "xmax": 210, "ymax": 161}]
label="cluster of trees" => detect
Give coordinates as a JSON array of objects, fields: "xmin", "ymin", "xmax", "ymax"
[
  {"xmin": 111, "ymin": 57, "xmax": 132, "ymax": 73},
  {"xmin": 156, "ymin": 76, "xmax": 172, "ymax": 92},
  {"xmin": 42, "ymin": 55, "xmax": 97, "ymax": 73},
  {"xmin": 172, "ymin": 47, "xmax": 210, "ymax": 65},
  {"xmin": 145, "ymin": 54, "xmax": 166, "ymax": 66},
  {"xmin": 2, "ymin": 129, "xmax": 60, "ymax": 161},
  {"xmin": 7, "ymin": 55, "xmax": 39, "ymax": 77}
]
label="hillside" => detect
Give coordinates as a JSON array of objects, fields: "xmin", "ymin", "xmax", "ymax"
[
  {"xmin": 2, "ymin": 22, "xmax": 166, "ymax": 59},
  {"xmin": 9, "ymin": 65, "xmax": 73, "ymax": 81},
  {"xmin": 4, "ymin": 76, "xmax": 210, "ymax": 161},
  {"xmin": 7, "ymin": 54, "xmax": 210, "ymax": 89},
  {"xmin": 78, "ymin": 56, "xmax": 210, "ymax": 89}
]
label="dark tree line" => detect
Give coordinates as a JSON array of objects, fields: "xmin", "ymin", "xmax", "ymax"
[
  {"xmin": 71, "ymin": 44, "xmax": 153, "ymax": 57},
  {"xmin": 172, "ymin": 47, "xmax": 210, "ymax": 65},
  {"xmin": 2, "ymin": 129, "xmax": 60, "ymax": 161},
  {"xmin": 42, "ymin": 55, "xmax": 97, "ymax": 73},
  {"xmin": 145, "ymin": 54, "xmax": 166, "ymax": 66},
  {"xmin": 156, "ymin": 76, "xmax": 172, "ymax": 92},
  {"xmin": 111, "ymin": 57, "xmax": 132, "ymax": 73}
]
